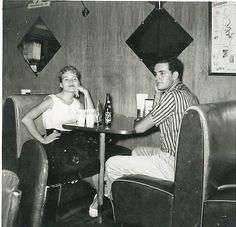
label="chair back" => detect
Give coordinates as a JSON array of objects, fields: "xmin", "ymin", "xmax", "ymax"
[
  {"xmin": 2, "ymin": 95, "xmax": 47, "ymax": 171},
  {"xmin": 2, "ymin": 169, "xmax": 22, "ymax": 227}
]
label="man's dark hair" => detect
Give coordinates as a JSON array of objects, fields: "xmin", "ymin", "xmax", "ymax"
[{"xmin": 155, "ymin": 57, "xmax": 184, "ymax": 81}]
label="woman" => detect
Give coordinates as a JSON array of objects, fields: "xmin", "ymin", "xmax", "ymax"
[{"xmin": 22, "ymin": 65, "xmax": 99, "ymax": 217}]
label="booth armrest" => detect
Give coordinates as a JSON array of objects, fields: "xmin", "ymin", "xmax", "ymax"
[
  {"xmin": 18, "ymin": 139, "xmax": 48, "ymax": 227},
  {"xmin": 113, "ymin": 174, "xmax": 174, "ymax": 195}
]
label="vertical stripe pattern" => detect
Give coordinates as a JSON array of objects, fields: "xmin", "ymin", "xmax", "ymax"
[{"xmin": 151, "ymin": 82, "xmax": 199, "ymax": 156}]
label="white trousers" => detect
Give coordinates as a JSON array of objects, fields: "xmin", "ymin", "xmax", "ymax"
[{"xmin": 105, "ymin": 146, "xmax": 175, "ymax": 198}]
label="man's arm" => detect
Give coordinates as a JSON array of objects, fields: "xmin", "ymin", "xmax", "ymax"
[
  {"xmin": 135, "ymin": 92, "xmax": 175, "ymax": 133},
  {"xmin": 134, "ymin": 113, "xmax": 155, "ymax": 133},
  {"xmin": 134, "ymin": 85, "xmax": 163, "ymax": 133}
]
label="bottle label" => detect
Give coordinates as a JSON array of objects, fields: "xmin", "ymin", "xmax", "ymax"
[{"xmin": 105, "ymin": 112, "xmax": 112, "ymax": 124}]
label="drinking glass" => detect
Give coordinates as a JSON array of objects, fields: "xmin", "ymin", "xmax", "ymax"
[
  {"xmin": 86, "ymin": 109, "xmax": 96, "ymax": 127},
  {"xmin": 77, "ymin": 109, "xmax": 86, "ymax": 126},
  {"xmin": 136, "ymin": 93, "xmax": 148, "ymax": 118}
]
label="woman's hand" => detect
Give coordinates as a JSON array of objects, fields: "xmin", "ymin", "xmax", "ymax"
[
  {"xmin": 74, "ymin": 85, "xmax": 88, "ymax": 98},
  {"xmin": 42, "ymin": 131, "xmax": 61, "ymax": 144},
  {"xmin": 75, "ymin": 85, "xmax": 94, "ymax": 109}
]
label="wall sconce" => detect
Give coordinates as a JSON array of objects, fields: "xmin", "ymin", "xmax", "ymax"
[{"xmin": 81, "ymin": 1, "xmax": 90, "ymax": 17}]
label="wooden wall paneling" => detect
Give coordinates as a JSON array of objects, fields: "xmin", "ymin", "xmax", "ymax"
[
  {"xmin": 178, "ymin": 2, "xmax": 210, "ymax": 102},
  {"xmin": 3, "ymin": 1, "xmax": 236, "ymax": 149},
  {"xmin": 36, "ymin": 3, "xmax": 67, "ymax": 93},
  {"xmin": 64, "ymin": 1, "xmax": 88, "ymax": 104},
  {"xmin": 3, "ymin": 6, "xmax": 35, "ymax": 99},
  {"xmin": 165, "ymin": 2, "xmax": 236, "ymax": 104},
  {"xmin": 110, "ymin": 2, "xmax": 161, "ymax": 149},
  {"xmin": 81, "ymin": 2, "xmax": 106, "ymax": 105},
  {"xmin": 3, "ymin": 2, "xmax": 68, "ymax": 101}
]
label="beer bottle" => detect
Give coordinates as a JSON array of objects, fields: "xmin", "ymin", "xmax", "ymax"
[
  {"xmin": 96, "ymin": 99, "xmax": 103, "ymax": 125},
  {"xmin": 104, "ymin": 93, "xmax": 113, "ymax": 127}
]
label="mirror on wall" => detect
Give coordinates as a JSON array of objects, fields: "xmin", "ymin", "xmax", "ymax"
[{"xmin": 18, "ymin": 17, "xmax": 61, "ymax": 76}]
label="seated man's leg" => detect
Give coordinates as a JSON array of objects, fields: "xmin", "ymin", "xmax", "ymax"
[
  {"xmin": 105, "ymin": 147, "xmax": 175, "ymax": 198},
  {"xmin": 132, "ymin": 146, "xmax": 162, "ymax": 156}
]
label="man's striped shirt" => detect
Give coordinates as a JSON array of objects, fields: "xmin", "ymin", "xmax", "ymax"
[{"xmin": 150, "ymin": 81, "xmax": 199, "ymax": 156}]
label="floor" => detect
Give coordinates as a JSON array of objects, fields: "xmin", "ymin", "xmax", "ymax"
[
  {"xmin": 44, "ymin": 194, "xmax": 120, "ymax": 227},
  {"xmin": 61, "ymin": 198, "xmax": 118, "ymax": 227}
]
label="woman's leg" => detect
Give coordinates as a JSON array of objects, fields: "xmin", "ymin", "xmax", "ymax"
[
  {"xmin": 83, "ymin": 174, "xmax": 99, "ymax": 191},
  {"xmin": 82, "ymin": 174, "xmax": 99, "ymax": 215}
]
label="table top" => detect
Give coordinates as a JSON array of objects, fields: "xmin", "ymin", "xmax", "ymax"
[{"xmin": 63, "ymin": 114, "xmax": 137, "ymax": 135}]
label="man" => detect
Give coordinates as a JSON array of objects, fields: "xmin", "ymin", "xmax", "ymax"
[{"xmin": 105, "ymin": 58, "xmax": 199, "ymax": 197}]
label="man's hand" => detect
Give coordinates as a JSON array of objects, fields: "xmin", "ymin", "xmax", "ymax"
[{"xmin": 153, "ymin": 84, "xmax": 162, "ymax": 107}]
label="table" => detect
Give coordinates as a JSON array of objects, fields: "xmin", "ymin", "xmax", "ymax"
[{"xmin": 63, "ymin": 114, "xmax": 137, "ymax": 223}]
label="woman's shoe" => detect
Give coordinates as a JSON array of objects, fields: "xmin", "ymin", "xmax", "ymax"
[{"xmin": 89, "ymin": 194, "xmax": 98, "ymax": 217}]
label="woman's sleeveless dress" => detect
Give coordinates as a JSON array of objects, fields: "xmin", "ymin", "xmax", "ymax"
[{"xmin": 42, "ymin": 94, "xmax": 100, "ymax": 184}]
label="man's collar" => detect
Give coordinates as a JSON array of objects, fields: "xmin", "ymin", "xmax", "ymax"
[{"xmin": 164, "ymin": 80, "xmax": 181, "ymax": 93}]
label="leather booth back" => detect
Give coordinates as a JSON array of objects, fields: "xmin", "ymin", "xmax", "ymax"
[
  {"xmin": 3, "ymin": 95, "xmax": 47, "ymax": 170},
  {"xmin": 197, "ymin": 101, "xmax": 236, "ymax": 199},
  {"xmin": 172, "ymin": 101, "xmax": 236, "ymax": 227},
  {"xmin": 172, "ymin": 108, "xmax": 204, "ymax": 227}
]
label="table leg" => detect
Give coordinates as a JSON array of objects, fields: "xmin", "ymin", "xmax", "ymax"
[{"xmin": 98, "ymin": 132, "xmax": 105, "ymax": 224}]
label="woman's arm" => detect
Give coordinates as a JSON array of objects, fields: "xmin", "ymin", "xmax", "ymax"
[
  {"xmin": 76, "ymin": 85, "xmax": 94, "ymax": 109},
  {"xmin": 22, "ymin": 97, "xmax": 60, "ymax": 144},
  {"xmin": 83, "ymin": 89, "xmax": 94, "ymax": 109}
]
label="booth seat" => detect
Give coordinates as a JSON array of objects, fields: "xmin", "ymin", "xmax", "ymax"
[
  {"xmin": 2, "ymin": 95, "xmax": 95, "ymax": 226},
  {"xmin": 2, "ymin": 169, "xmax": 22, "ymax": 227},
  {"xmin": 111, "ymin": 101, "xmax": 236, "ymax": 227}
]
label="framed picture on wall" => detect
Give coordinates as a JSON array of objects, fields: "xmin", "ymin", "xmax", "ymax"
[{"xmin": 209, "ymin": 2, "xmax": 236, "ymax": 76}]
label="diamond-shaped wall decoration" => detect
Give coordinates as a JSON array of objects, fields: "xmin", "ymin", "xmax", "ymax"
[
  {"xmin": 126, "ymin": 8, "xmax": 193, "ymax": 75},
  {"xmin": 18, "ymin": 17, "xmax": 61, "ymax": 76}
]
